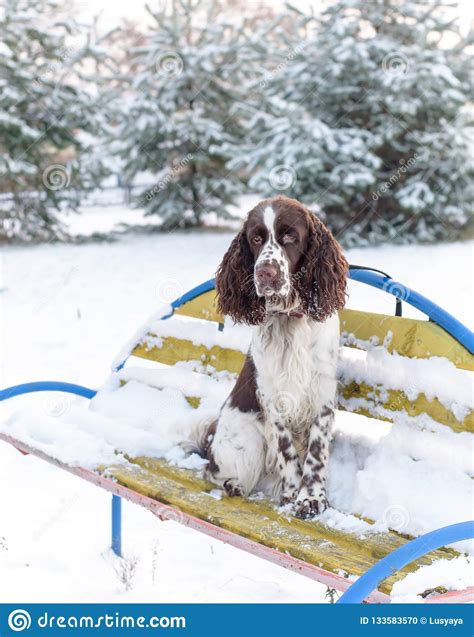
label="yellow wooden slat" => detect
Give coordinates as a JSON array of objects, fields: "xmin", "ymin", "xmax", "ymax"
[
  {"xmin": 132, "ymin": 337, "xmax": 472, "ymax": 433},
  {"xmin": 133, "ymin": 335, "xmax": 246, "ymax": 374},
  {"xmin": 339, "ymin": 382, "xmax": 473, "ymax": 434},
  {"xmin": 107, "ymin": 457, "xmax": 457, "ymax": 595},
  {"xmin": 175, "ymin": 290, "xmax": 223, "ymax": 323},
  {"xmin": 340, "ymin": 308, "xmax": 473, "ymax": 371}
]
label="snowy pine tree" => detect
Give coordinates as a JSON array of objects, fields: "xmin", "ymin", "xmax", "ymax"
[
  {"xmin": 114, "ymin": 0, "xmax": 258, "ymax": 229},
  {"xmin": 0, "ymin": 0, "xmax": 106, "ymax": 242},
  {"xmin": 234, "ymin": 0, "xmax": 472, "ymax": 245}
]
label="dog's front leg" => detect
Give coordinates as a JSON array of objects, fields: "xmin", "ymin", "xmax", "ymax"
[
  {"xmin": 295, "ymin": 404, "xmax": 334, "ymax": 518},
  {"xmin": 271, "ymin": 416, "xmax": 303, "ymax": 505}
]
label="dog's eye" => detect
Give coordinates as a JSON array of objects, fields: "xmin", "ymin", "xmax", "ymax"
[
  {"xmin": 252, "ymin": 235, "xmax": 263, "ymax": 245},
  {"xmin": 281, "ymin": 234, "xmax": 296, "ymax": 245}
]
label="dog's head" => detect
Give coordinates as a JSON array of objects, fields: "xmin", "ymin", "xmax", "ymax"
[{"xmin": 216, "ymin": 196, "xmax": 348, "ymax": 324}]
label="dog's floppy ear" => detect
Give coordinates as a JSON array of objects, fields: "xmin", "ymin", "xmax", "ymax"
[
  {"xmin": 296, "ymin": 212, "xmax": 348, "ymax": 321},
  {"xmin": 216, "ymin": 226, "xmax": 265, "ymax": 325}
]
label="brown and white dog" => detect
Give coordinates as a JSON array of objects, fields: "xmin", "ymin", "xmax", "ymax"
[{"xmin": 201, "ymin": 196, "xmax": 348, "ymax": 518}]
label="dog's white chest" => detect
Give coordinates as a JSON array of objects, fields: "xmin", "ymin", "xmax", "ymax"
[
  {"xmin": 251, "ymin": 313, "xmax": 340, "ymax": 423},
  {"xmin": 252, "ymin": 317, "xmax": 313, "ymax": 420}
]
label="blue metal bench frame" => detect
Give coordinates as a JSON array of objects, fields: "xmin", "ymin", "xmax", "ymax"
[{"xmin": 1, "ymin": 269, "xmax": 473, "ymax": 600}]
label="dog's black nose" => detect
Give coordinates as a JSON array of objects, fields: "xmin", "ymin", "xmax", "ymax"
[{"xmin": 256, "ymin": 264, "xmax": 278, "ymax": 282}]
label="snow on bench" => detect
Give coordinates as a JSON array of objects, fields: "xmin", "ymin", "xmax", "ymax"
[{"xmin": 1, "ymin": 282, "xmax": 472, "ymax": 601}]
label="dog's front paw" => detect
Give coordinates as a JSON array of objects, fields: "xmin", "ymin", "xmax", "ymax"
[
  {"xmin": 279, "ymin": 489, "xmax": 298, "ymax": 507},
  {"xmin": 294, "ymin": 493, "xmax": 329, "ymax": 519},
  {"xmin": 223, "ymin": 479, "xmax": 244, "ymax": 497},
  {"xmin": 279, "ymin": 474, "xmax": 302, "ymax": 507}
]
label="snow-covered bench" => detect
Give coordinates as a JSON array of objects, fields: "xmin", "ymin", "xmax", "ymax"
[{"xmin": 1, "ymin": 269, "xmax": 473, "ymax": 603}]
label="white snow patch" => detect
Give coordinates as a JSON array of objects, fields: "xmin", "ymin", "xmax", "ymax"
[
  {"xmin": 111, "ymin": 304, "xmax": 173, "ymax": 370},
  {"xmin": 2, "ymin": 381, "xmax": 217, "ymax": 471},
  {"xmin": 328, "ymin": 412, "xmax": 474, "ymax": 554},
  {"xmin": 391, "ymin": 556, "xmax": 473, "ymax": 603}
]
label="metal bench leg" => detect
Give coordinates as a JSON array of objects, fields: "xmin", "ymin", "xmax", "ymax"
[{"xmin": 111, "ymin": 495, "xmax": 122, "ymax": 557}]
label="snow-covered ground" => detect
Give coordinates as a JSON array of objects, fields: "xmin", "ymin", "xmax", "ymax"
[{"xmin": 0, "ymin": 206, "xmax": 472, "ymax": 603}]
